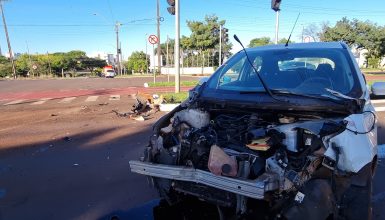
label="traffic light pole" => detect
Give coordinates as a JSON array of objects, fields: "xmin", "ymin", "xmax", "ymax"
[
  {"xmin": 219, "ymin": 25, "xmax": 222, "ymax": 66},
  {"xmin": 156, "ymin": 0, "xmax": 161, "ymax": 77},
  {"xmin": 174, "ymin": 0, "xmax": 180, "ymax": 93},
  {"xmin": 274, "ymin": 11, "xmax": 280, "ymax": 44}
]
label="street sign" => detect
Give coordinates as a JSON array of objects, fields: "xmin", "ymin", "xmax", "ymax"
[{"xmin": 148, "ymin": 34, "xmax": 159, "ymax": 45}]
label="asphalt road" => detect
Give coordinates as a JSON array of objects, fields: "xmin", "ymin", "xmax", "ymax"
[
  {"xmin": 0, "ymin": 76, "xmax": 199, "ymax": 93},
  {"xmin": 0, "ymin": 77, "xmax": 385, "ymax": 220}
]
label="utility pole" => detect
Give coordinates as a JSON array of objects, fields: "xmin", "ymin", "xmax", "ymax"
[
  {"xmin": 0, "ymin": 1, "xmax": 16, "ymax": 78},
  {"xmin": 166, "ymin": 35, "xmax": 170, "ymax": 82},
  {"xmin": 26, "ymin": 41, "xmax": 34, "ymax": 77},
  {"xmin": 174, "ymin": 0, "xmax": 180, "ymax": 93},
  {"xmin": 115, "ymin": 21, "xmax": 121, "ymax": 75},
  {"xmin": 145, "ymin": 34, "xmax": 148, "ymax": 75},
  {"xmin": 156, "ymin": 0, "xmax": 161, "ymax": 75},
  {"xmin": 219, "ymin": 25, "xmax": 222, "ymax": 66}
]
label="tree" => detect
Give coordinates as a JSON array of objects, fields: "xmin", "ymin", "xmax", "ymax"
[
  {"xmin": 320, "ymin": 18, "xmax": 385, "ymax": 67},
  {"xmin": 278, "ymin": 38, "xmax": 294, "ymax": 44},
  {"xmin": 302, "ymin": 23, "xmax": 322, "ymax": 42},
  {"xmin": 186, "ymin": 15, "xmax": 232, "ymax": 66},
  {"xmin": 0, "ymin": 56, "xmax": 12, "ymax": 78},
  {"xmin": 248, "ymin": 37, "xmax": 272, "ymax": 47},
  {"xmin": 126, "ymin": 51, "xmax": 149, "ymax": 74}
]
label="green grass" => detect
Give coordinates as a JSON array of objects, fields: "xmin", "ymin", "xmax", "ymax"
[
  {"xmin": 160, "ymin": 92, "xmax": 189, "ymax": 103},
  {"xmin": 149, "ymin": 81, "xmax": 198, "ymax": 87}
]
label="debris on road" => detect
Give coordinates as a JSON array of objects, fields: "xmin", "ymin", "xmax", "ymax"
[
  {"xmin": 112, "ymin": 91, "xmax": 164, "ymax": 121},
  {"xmin": 99, "ymin": 102, "xmax": 109, "ymax": 106},
  {"xmin": 63, "ymin": 136, "xmax": 72, "ymax": 142},
  {"xmin": 51, "ymin": 113, "xmax": 58, "ymax": 117}
]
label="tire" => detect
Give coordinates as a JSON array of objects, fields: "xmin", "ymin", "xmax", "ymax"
[{"xmin": 341, "ymin": 163, "xmax": 373, "ymax": 220}]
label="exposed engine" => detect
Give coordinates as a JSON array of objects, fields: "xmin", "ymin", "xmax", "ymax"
[{"xmin": 130, "ymin": 105, "xmax": 377, "ymax": 219}]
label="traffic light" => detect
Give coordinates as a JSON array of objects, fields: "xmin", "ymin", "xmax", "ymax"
[
  {"xmin": 167, "ymin": 0, "xmax": 175, "ymax": 15},
  {"xmin": 271, "ymin": 0, "xmax": 281, "ymax": 11},
  {"xmin": 222, "ymin": 28, "xmax": 229, "ymax": 42}
]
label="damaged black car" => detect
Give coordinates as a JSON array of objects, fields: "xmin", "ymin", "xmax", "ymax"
[{"xmin": 130, "ymin": 42, "xmax": 378, "ymax": 220}]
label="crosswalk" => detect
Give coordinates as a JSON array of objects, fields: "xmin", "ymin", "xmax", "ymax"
[
  {"xmin": 3, "ymin": 96, "xmax": 385, "ymax": 112},
  {"xmin": 2, "ymin": 95, "xmax": 125, "ymax": 106}
]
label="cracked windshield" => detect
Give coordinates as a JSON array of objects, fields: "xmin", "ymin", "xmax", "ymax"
[{"xmin": 0, "ymin": 0, "xmax": 385, "ymax": 220}]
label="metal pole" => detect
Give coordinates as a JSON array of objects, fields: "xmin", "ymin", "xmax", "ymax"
[
  {"xmin": 0, "ymin": 2, "xmax": 16, "ymax": 78},
  {"xmin": 156, "ymin": 0, "xmax": 161, "ymax": 76},
  {"xmin": 166, "ymin": 35, "xmax": 169, "ymax": 82},
  {"xmin": 145, "ymin": 34, "xmax": 148, "ymax": 74},
  {"xmin": 115, "ymin": 22, "xmax": 121, "ymax": 75},
  {"xmin": 175, "ymin": 0, "xmax": 180, "ymax": 93},
  {"xmin": 275, "ymin": 11, "xmax": 280, "ymax": 44},
  {"xmin": 301, "ymin": 24, "xmax": 304, "ymax": 43},
  {"xmin": 153, "ymin": 44, "xmax": 155, "ymax": 83},
  {"xmin": 219, "ymin": 25, "xmax": 222, "ymax": 66}
]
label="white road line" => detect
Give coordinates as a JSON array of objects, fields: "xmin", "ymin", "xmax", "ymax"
[
  {"xmin": 371, "ymin": 99, "xmax": 385, "ymax": 104},
  {"xmin": 85, "ymin": 96, "xmax": 98, "ymax": 102},
  {"xmin": 31, "ymin": 98, "xmax": 52, "ymax": 105},
  {"xmin": 58, "ymin": 97, "xmax": 76, "ymax": 104},
  {"xmin": 3, "ymin": 99, "xmax": 26, "ymax": 106},
  {"xmin": 374, "ymin": 106, "xmax": 385, "ymax": 112},
  {"xmin": 378, "ymin": 144, "xmax": 385, "ymax": 159},
  {"xmin": 109, "ymin": 95, "xmax": 120, "ymax": 101}
]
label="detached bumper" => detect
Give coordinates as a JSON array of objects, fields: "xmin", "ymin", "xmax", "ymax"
[{"xmin": 129, "ymin": 160, "xmax": 279, "ymax": 199}]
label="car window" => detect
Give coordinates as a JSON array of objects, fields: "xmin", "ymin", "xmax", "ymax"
[
  {"xmin": 208, "ymin": 48, "xmax": 360, "ymax": 97},
  {"xmin": 216, "ymin": 56, "xmax": 246, "ymax": 89}
]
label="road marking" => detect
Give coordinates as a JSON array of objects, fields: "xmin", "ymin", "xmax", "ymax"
[
  {"xmin": 375, "ymin": 106, "xmax": 385, "ymax": 112},
  {"xmin": 109, "ymin": 95, "xmax": 120, "ymax": 101},
  {"xmin": 85, "ymin": 96, "xmax": 98, "ymax": 102},
  {"xmin": 31, "ymin": 98, "xmax": 52, "ymax": 105},
  {"xmin": 58, "ymin": 97, "xmax": 76, "ymax": 104},
  {"xmin": 371, "ymin": 99, "xmax": 385, "ymax": 104},
  {"xmin": 3, "ymin": 99, "xmax": 26, "ymax": 106},
  {"xmin": 378, "ymin": 144, "xmax": 385, "ymax": 159}
]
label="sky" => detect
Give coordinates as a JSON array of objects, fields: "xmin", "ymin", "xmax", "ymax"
[{"xmin": 1, "ymin": 0, "xmax": 385, "ymax": 59}]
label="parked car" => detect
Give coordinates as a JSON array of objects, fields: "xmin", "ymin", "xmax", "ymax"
[{"xmin": 130, "ymin": 42, "xmax": 378, "ymax": 219}]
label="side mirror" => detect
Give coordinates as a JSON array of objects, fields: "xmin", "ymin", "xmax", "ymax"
[
  {"xmin": 199, "ymin": 77, "xmax": 209, "ymax": 85},
  {"xmin": 371, "ymin": 82, "xmax": 385, "ymax": 96}
]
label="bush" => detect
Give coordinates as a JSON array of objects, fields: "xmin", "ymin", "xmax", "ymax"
[
  {"xmin": 0, "ymin": 63, "xmax": 12, "ymax": 78},
  {"xmin": 367, "ymin": 57, "xmax": 380, "ymax": 68}
]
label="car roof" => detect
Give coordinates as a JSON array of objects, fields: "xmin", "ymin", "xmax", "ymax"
[{"xmin": 246, "ymin": 41, "xmax": 347, "ymax": 52}]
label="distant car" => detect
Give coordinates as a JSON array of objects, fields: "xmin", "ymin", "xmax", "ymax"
[{"xmin": 104, "ymin": 69, "xmax": 116, "ymax": 78}]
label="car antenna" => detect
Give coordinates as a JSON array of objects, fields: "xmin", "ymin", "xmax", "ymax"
[
  {"xmin": 233, "ymin": 34, "xmax": 288, "ymax": 103},
  {"xmin": 285, "ymin": 13, "xmax": 300, "ymax": 47}
]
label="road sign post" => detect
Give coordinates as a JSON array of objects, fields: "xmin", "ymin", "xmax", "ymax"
[{"xmin": 148, "ymin": 34, "xmax": 159, "ymax": 83}]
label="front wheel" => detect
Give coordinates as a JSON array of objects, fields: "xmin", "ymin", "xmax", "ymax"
[{"xmin": 340, "ymin": 163, "xmax": 373, "ymax": 220}]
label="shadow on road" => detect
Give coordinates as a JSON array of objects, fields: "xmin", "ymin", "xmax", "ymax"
[{"xmin": 0, "ymin": 125, "xmax": 159, "ymax": 220}]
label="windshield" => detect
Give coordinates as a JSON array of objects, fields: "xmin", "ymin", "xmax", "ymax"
[{"xmin": 207, "ymin": 48, "xmax": 361, "ymax": 97}]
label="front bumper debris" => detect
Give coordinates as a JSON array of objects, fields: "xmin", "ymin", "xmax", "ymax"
[{"xmin": 129, "ymin": 160, "xmax": 279, "ymax": 199}]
